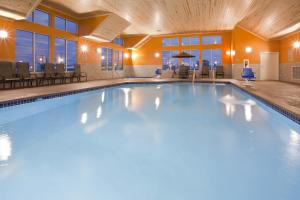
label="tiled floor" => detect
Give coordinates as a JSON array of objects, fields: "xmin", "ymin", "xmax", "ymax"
[{"xmin": 0, "ymin": 78, "xmax": 299, "ymax": 121}]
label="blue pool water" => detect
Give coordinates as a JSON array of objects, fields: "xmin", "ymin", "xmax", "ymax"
[{"xmin": 0, "ymin": 83, "xmax": 300, "ymax": 200}]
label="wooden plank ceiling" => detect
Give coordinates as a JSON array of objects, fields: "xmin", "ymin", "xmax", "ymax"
[
  {"xmin": 42, "ymin": 0, "xmax": 300, "ymax": 39},
  {"xmin": 0, "ymin": 0, "xmax": 41, "ymax": 19}
]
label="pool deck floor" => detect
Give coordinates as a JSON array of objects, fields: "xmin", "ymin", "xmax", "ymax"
[{"xmin": 0, "ymin": 78, "xmax": 300, "ymax": 123}]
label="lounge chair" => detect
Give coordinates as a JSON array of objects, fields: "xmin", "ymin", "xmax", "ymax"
[
  {"xmin": 16, "ymin": 62, "xmax": 38, "ymax": 87},
  {"xmin": 241, "ymin": 68, "xmax": 256, "ymax": 86},
  {"xmin": 178, "ymin": 64, "xmax": 189, "ymax": 79},
  {"xmin": 0, "ymin": 61, "xmax": 20, "ymax": 89},
  {"xmin": 43, "ymin": 63, "xmax": 58, "ymax": 85},
  {"xmin": 201, "ymin": 65, "xmax": 209, "ymax": 78},
  {"xmin": 216, "ymin": 65, "xmax": 225, "ymax": 78},
  {"xmin": 71, "ymin": 64, "xmax": 87, "ymax": 82},
  {"xmin": 55, "ymin": 64, "xmax": 70, "ymax": 84}
]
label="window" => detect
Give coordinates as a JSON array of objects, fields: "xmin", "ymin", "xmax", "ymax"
[
  {"xmin": 55, "ymin": 38, "xmax": 66, "ymax": 65},
  {"xmin": 66, "ymin": 20, "xmax": 77, "ymax": 34},
  {"xmin": 26, "ymin": 9, "xmax": 49, "ymax": 26},
  {"xmin": 183, "ymin": 50, "xmax": 200, "ymax": 70},
  {"xmin": 67, "ymin": 40, "xmax": 77, "ymax": 71},
  {"xmin": 54, "ymin": 38, "xmax": 77, "ymax": 71},
  {"xmin": 55, "ymin": 16, "xmax": 77, "ymax": 33},
  {"xmin": 114, "ymin": 38, "xmax": 124, "ymax": 46},
  {"xmin": 35, "ymin": 34, "xmax": 49, "ymax": 72},
  {"xmin": 202, "ymin": 36, "xmax": 222, "ymax": 45},
  {"xmin": 202, "ymin": 49, "xmax": 222, "ymax": 68},
  {"xmin": 102, "ymin": 47, "xmax": 113, "ymax": 70},
  {"xmin": 162, "ymin": 51, "xmax": 179, "ymax": 70},
  {"xmin": 182, "ymin": 37, "xmax": 200, "ymax": 46},
  {"xmin": 55, "ymin": 17, "xmax": 66, "ymax": 30},
  {"xmin": 114, "ymin": 50, "xmax": 123, "ymax": 70},
  {"xmin": 16, "ymin": 30, "xmax": 49, "ymax": 72},
  {"xmin": 16, "ymin": 30, "xmax": 33, "ymax": 71},
  {"xmin": 162, "ymin": 38, "xmax": 179, "ymax": 46}
]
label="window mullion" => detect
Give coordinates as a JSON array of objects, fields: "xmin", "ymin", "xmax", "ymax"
[
  {"xmin": 65, "ymin": 40, "xmax": 68, "ymax": 72},
  {"xmin": 33, "ymin": 33, "xmax": 36, "ymax": 72}
]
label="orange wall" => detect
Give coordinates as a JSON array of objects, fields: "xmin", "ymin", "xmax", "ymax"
[
  {"xmin": 279, "ymin": 31, "xmax": 300, "ymax": 63},
  {"xmin": 131, "ymin": 31, "xmax": 232, "ymax": 66},
  {"xmin": 232, "ymin": 26, "xmax": 279, "ymax": 64},
  {"xmin": 0, "ymin": 5, "xmax": 130, "ymax": 65}
]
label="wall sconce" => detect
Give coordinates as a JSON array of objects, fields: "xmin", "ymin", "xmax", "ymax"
[
  {"xmin": 81, "ymin": 45, "xmax": 88, "ymax": 52},
  {"xmin": 245, "ymin": 47, "xmax": 252, "ymax": 53},
  {"xmin": 293, "ymin": 41, "xmax": 300, "ymax": 48},
  {"xmin": 96, "ymin": 47, "xmax": 101, "ymax": 54},
  {"xmin": 132, "ymin": 53, "xmax": 138, "ymax": 59},
  {"xmin": 124, "ymin": 53, "xmax": 130, "ymax": 58},
  {"xmin": 0, "ymin": 30, "xmax": 8, "ymax": 39},
  {"xmin": 226, "ymin": 50, "xmax": 235, "ymax": 56},
  {"xmin": 155, "ymin": 52, "xmax": 160, "ymax": 58}
]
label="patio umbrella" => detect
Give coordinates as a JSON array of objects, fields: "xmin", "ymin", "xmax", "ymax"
[{"xmin": 172, "ymin": 51, "xmax": 195, "ymax": 58}]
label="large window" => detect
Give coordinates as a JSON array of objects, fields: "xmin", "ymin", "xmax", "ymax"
[
  {"xmin": 162, "ymin": 51, "xmax": 179, "ymax": 70},
  {"xmin": 202, "ymin": 49, "xmax": 222, "ymax": 68},
  {"xmin": 67, "ymin": 41, "xmax": 77, "ymax": 71},
  {"xmin": 16, "ymin": 30, "xmax": 49, "ymax": 72},
  {"xmin": 16, "ymin": 30, "xmax": 33, "ymax": 70},
  {"xmin": 182, "ymin": 37, "xmax": 200, "ymax": 46},
  {"xmin": 55, "ymin": 38, "xmax": 77, "ymax": 71},
  {"xmin": 35, "ymin": 34, "xmax": 49, "ymax": 72},
  {"xmin": 162, "ymin": 38, "xmax": 179, "ymax": 46},
  {"xmin": 183, "ymin": 50, "xmax": 200, "ymax": 70},
  {"xmin": 202, "ymin": 36, "xmax": 222, "ymax": 45},
  {"xmin": 55, "ymin": 16, "xmax": 77, "ymax": 34},
  {"xmin": 26, "ymin": 9, "xmax": 49, "ymax": 26},
  {"xmin": 114, "ymin": 50, "xmax": 123, "ymax": 70},
  {"xmin": 102, "ymin": 47, "xmax": 113, "ymax": 70},
  {"xmin": 114, "ymin": 38, "xmax": 124, "ymax": 46}
]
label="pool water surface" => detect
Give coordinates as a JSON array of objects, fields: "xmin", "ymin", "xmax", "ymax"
[{"xmin": 0, "ymin": 83, "xmax": 300, "ymax": 200}]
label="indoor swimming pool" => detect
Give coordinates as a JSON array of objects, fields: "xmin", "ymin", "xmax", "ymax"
[{"xmin": 0, "ymin": 83, "xmax": 299, "ymax": 200}]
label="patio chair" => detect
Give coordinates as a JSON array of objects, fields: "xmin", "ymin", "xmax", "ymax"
[
  {"xmin": 71, "ymin": 64, "xmax": 87, "ymax": 82},
  {"xmin": 178, "ymin": 64, "xmax": 189, "ymax": 79},
  {"xmin": 16, "ymin": 62, "xmax": 38, "ymax": 87},
  {"xmin": 0, "ymin": 61, "xmax": 20, "ymax": 89},
  {"xmin": 216, "ymin": 65, "xmax": 225, "ymax": 78},
  {"xmin": 201, "ymin": 65, "xmax": 209, "ymax": 78},
  {"xmin": 43, "ymin": 63, "xmax": 58, "ymax": 85},
  {"xmin": 55, "ymin": 63, "xmax": 71, "ymax": 84},
  {"xmin": 241, "ymin": 68, "xmax": 256, "ymax": 85}
]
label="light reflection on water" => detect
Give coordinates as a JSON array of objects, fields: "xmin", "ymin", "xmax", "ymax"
[{"xmin": 0, "ymin": 133, "xmax": 12, "ymax": 166}]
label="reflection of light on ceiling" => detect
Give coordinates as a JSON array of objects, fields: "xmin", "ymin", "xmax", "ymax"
[
  {"xmin": 0, "ymin": 134, "xmax": 12, "ymax": 162},
  {"xmin": 96, "ymin": 106, "xmax": 102, "ymax": 119},
  {"xmin": 101, "ymin": 91, "xmax": 105, "ymax": 103},
  {"xmin": 81, "ymin": 112, "xmax": 88, "ymax": 124},
  {"xmin": 155, "ymin": 97, "xmax": 160, "ymax": 110},
  {"xmin": 122, "ymin": 88, "xmax": 131, "ymax": 108},
  {"xmin": 244, "ymin": 104, "xmax": 252, "ymax": 122}
]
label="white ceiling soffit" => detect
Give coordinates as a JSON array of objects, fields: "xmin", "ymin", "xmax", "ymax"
[
  {"xmin": 0, "ymin": 0, "xmax": 41, "ymax": 20},
  {"xmin": 87, "ymin": 13, "xmax": 130, "ymax": 42}
]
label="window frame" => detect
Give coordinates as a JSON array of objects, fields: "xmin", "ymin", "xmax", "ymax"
[
  {"xmin": 27, "ymin": 9, "xmax": 50, "ymax": 26},
  {"xmin": 162, "ymin": 38, "xmax": 179, "ymax": 46},
  {"xmin": 182, "ymin": 36, "xmax": 200, "ymax": 46},
  {"xmin": 54, "ymin": 37, "xmax": 77, "ymax": 72},
  {"xmin": 202, "ymin": 36, "xmax": 222, "ymax": 45}
]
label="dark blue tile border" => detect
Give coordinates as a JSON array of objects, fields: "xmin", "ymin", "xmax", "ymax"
[{"xmin": 0, "ymin": 80, "xmax": 299, "ymax": 125}]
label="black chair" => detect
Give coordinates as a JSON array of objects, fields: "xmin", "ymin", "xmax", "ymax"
[
  {"xmin": 0, "ymin": 61, "xmax": 20, "ymax": 89},
  {"xmin": 16, "ymin": 62, "xmax": 38, "ymax": 87},
  {"xmin": 201, "ymin": 65, "xmax": 209, "ymax": 78},
  {"xmin": 216, "ymin": 65, "xmax": 225, "ymax": 78},
  {"xmin": 42, "ymin": 63, "xmax": 58, "ymax": 85},
  {"xmin": 71, "ymin": 64, "xmax": 87, "ymax": 82},
  {"xmin": 55, "ymin": 64, "xmax": 71, "ymax": 84}
]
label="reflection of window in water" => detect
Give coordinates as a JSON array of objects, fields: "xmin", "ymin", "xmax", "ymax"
[{"xmin": 0, "ymin": 134, "xmax": 12, "ymax": 164}]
